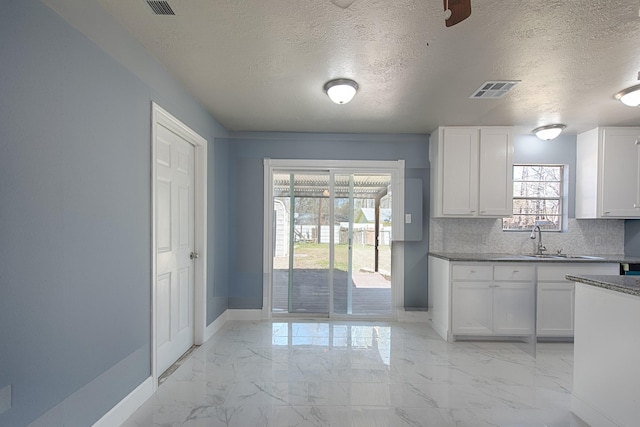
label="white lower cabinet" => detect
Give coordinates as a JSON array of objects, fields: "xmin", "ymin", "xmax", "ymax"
[
  {"xmin": 493, "ymin": 282, "xmax": 535, "ymax": 335},
  {"xmin": 537, "ymin": 282, "xmax": 575, "ymax": 337},
  {"xmin": 428, "ymin": 256, "xmax": 620, "ymax": 342},
  {"xmin": 452, "ymin": 282, "xmax": 493, "ymax": 335},
  {"xmin": 536, "ymin": 263, "xmax": 619, "ymax": 338},
  {"xmin": 452, "ymin": 264, "xmax": 535, "ymax": 337}
]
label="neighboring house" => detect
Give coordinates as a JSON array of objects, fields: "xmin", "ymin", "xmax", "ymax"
[
  {"xmin": 351, "ymin": 208, "xmax": 393, "ymax": 246},
  {"xmin": 354, "ymin": 208, "xmax": 392, "ymax": 224}
]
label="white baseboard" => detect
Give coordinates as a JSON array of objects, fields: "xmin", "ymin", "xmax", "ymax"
[
  {"xmin": 571, "ymin": 394, "xmax": 618, "ymax": 427},
  {"xmin": 430, "ymin": 319, "xmax": 449, "ymax": 341},
  {"xmin": 28, "ymin": 347, "xmax": 149, "ymax": 427},
  {"xmin": 203, "ymin": 308, "xmax": 263, "ymax": 341},
  {"xmin": 204, "ymin": 310, "xmax": 229, "ymax": 342},
  {"xmin": 227, "ymin": 309, "xmax": 263, "ymax": 321},
  {"xmin": 95, "ymin": 310, "xmax": 234, "ymax": 427},
  {"xmin": 93, "ymin": 377, "xmax": 153, "ymax": 427},
  {"xmin": 397, "ymin": 309, "xmax": 430, "ymax": 322},
  {"xmin": 91, "ymin": 309, "xmax": 261, "ymax": 427}
]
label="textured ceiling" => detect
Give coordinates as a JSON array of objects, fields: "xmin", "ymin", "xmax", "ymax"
[{"xmin": 45, "ymin": 0, "xmax": 640, "ymax": 134}]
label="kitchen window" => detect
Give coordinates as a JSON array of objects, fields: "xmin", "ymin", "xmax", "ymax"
[{"xmin": 502, "ymin": 165, "xmax": 563, "ymax": 231}]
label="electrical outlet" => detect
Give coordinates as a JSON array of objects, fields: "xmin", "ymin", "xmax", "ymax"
[
  {"xmin": 0, "ymin": 384, "xmax": 11, "ymax": 415},
  {"xmin": 405, "ymin": 214, "xmax": 412, "ymax": 224}
]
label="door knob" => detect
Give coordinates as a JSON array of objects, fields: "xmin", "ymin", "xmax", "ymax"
[{"xmin": 190, "ymin": 251, "xmax": 199, "ymax": 260}]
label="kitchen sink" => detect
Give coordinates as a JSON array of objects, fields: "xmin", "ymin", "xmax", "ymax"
[
  {"xmin": 492, "ymin": 254, "xmax": 606, "ymax": 260},
  {"xmin": 554, "ymin": 254, "xmax": 605, "ymax": 260},
  {"xmin": 491, "ymin": 255, "xmax": 538, "ymax": 260},
  {"xmin": 521, "ymin": 254, "xmax": 604, "ymax": 260}
]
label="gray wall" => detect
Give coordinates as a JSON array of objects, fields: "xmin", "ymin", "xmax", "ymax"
[
  {"xmin": 625, "ymin": 220, "xmax": 640, "ymax": 256},
  {"xmin": 0, "ymin": 1, "xmax": 229, "ymax": 426},
  {"xmin": 226, "ymin": 132, "xmax": 430, "ymax": 310}
]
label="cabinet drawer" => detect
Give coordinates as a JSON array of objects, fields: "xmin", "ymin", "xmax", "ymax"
[
  {"xmin": 538, "ymin": 263, "xmax": 619, "ymax": 281},
  {"xmin": 494, "ymin": 265, "xmax": 535, "ymax": 281},
  {"xmin": 452, "ymin": 265, "xmax": 492, "ymax": 281}
]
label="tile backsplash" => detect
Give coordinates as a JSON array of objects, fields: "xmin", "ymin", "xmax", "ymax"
[{"xmin": 429, "ymin": 218, "xmax": 624, "ymax": 255}]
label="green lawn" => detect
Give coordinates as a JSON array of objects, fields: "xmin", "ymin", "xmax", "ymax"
[{"xmin": 280, "ymin": 242, "xmax": 391, "ymax": 273}]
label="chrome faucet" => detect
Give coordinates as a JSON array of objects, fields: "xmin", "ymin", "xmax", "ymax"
[{"xmin": 530, "ymin": 225, "xmax": 547, "ymax": 255}]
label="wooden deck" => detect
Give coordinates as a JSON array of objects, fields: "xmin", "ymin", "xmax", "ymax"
[{"xmin": 272, "ymin": 269, "xmax": 392, "ymax": 315}]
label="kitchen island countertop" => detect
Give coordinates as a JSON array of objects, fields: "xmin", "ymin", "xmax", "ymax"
[
  {"xmin": 569, "ymin": 274, "xmax": 640, "ymax": 426},
  {"xmin": 566, "ymin": 274, "xmax": 640, "ymax": 297}
]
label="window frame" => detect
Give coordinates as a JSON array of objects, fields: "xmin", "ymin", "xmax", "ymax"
[{"xmin": 503, "ymin": 164, "xmax": 565, "ymax": 232}]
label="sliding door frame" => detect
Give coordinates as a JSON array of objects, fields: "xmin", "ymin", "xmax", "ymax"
[{"xmin": 262, "ymin": 159, "xmax": 405, "ymax": 320}]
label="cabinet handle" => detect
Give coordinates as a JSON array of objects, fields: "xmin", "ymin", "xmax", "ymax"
[
  {"xmin": 604, "ymin": 211, "xmax": 610, "ymax": 215},
  {"xmin": 494, "ymin": 285, "xmax": 501, "ymax": 288},
  {"xmin": 634, "ymin": 204, "xmax": 640, "ymax": 209},
  {"xmin": 636, "ymin": 138, "xmax": 640, "ymax": 145}
]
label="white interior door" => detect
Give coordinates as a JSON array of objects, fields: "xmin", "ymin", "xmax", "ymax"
[{"xmin": 155, "ymin": 123, "xmax": 195, "ymax": 376}]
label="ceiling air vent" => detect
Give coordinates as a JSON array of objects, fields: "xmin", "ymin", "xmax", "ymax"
[
  {"xmin": 146, "ymin": 0, "xmax": 175, "ymax": 15},
  {"xmin": 470, "ymin": 81, "xmax": 520, "ymax": 99}
]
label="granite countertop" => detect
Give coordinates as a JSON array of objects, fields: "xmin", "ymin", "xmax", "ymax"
[
  {"xmin": 566, "ymin": 274, "xmax": 640, "ymax": 297},
  {"xmin": 428, "ymin": 252, "xmax": 640, "ymax": 264}
]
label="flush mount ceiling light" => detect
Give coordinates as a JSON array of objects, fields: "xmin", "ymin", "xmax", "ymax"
[
  {"xmin": 533, "ymin": 124, "xmax": 566, "ymax": 140},
  {"xmin": 614, "ymin": 83, "xmax": 640, "ymax": 107},
  {"xmin": 324, "ymin": 79, "xmax": 358, "ymax": 104}
]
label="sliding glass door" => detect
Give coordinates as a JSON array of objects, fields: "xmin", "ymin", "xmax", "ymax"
[
  {"xmin": 272, "ymin": 172, "xmax": 331, "ymax": 314},
  {"xmin": 333, "ymin": 173, "xmax": 392, "ymax": 315},
  {"xmin": 271, "ymin": 169, "xmax": 393, "ymax": 317}
]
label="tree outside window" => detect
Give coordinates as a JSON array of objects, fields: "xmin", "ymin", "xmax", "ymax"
[{"xmin": 502, "ymin": 165, "xmax": 563, "ymax": 231}]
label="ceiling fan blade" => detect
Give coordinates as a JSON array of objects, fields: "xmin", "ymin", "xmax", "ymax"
[{"xmin": 444, "ymin": 0, "xmax": 471, "ymax": 27}]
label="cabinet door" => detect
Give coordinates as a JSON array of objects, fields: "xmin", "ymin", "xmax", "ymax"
[
  {"xmin": 478, "ymin": 128, "xmax": 513, "ymax": 216},
  {"xmin": 601, "ymin": 128, "xmax": 640, "ymax": 217},
  {"xmin": 452, "ymin": 282, "xmax": 493, "ymax": 334},
  {"xmin": 442, "ymin": 128, "xmax": 479, "ymax": 215},
  {"xmin": 537, "ymin": 282, "xmax": 574, "ymax": 337},
  {"xmin": 492, "ymin": 282, "xmax": 535, "ymax": 336}
]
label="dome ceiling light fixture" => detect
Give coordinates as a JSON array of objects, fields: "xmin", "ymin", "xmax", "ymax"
[
  {"xmin": 324, "ymin": 79, "xmax": 358, "ymax": 104},
  {"xmin": 533, "ymin": 124, "xmax": 566, "ymax": 140},
  {"xmin": 614, "ymin": 83, "xmax": 640, "ymax": 107}
]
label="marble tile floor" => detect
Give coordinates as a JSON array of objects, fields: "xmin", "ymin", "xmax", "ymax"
[{"xmin": 121, "ymin": 320, "xmax": 589, "ymax": 427}]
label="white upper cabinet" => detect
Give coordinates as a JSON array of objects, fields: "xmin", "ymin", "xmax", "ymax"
[
  {"xmin": 430, "ymin": 126, "xmax": 513, "ymax": 218},
  {"xmin": 576, "ymin": 127, "xmax": 640, "ymax": 218},
  {"xmin": 440, "ymin": 127, "xmax": 478, "ymax": 215},
  {"xmin": 478, "ymin": 128, "xmax": 514, "ymax": 216}
]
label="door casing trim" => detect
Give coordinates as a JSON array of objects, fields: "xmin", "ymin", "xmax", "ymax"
[
  {"xmin": 262, "ymin": 158, "xmax": 405, "ymax": 320},
  {"xmin": 151, "ymin": 102, "xmax": 208, "ymax": 388}
]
